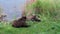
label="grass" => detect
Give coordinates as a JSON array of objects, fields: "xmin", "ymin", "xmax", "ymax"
[
  {"xmin": 0, "ymin": 16, "xmax": 60, "ymax": 34},
  {"xmin": 0, "ymin": 0, "xmax": 60, "ymax": 34}
]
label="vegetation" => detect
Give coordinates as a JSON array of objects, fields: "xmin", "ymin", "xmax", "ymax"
[{"xmin": 0, "ymin": 0, "xmax": 60, "ymax": 34}]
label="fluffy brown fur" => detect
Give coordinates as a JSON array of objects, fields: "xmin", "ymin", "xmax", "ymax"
[{"xmin": 12, "ymin": 16, "xmax": 29, "ymax": 28}]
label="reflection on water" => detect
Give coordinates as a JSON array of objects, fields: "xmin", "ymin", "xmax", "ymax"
[{"xmin": 0, "ymin": 0, "xmax": 26, "ymax": 21}]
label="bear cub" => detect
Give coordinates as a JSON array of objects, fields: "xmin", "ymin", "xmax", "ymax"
[{"xmin": 12, "ymin": 16, "xmax": 29, "ymax": 28}]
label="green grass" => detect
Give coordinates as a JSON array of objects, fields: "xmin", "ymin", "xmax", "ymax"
[
  {"xmin": 0, "ymin": 15, "xmax": 60, "ymax": 34},
  {"xmin": 0, "ymin": 16, "xmax": 60, "ymax": 34},
  {"xmin": 0, "ymin": 0, "xmax": 60, "ymax": 34}
]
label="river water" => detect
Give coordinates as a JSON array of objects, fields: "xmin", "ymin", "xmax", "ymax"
[{"xmin": 0, "ymin": 0, "xmax": 26, "ymax": 21}]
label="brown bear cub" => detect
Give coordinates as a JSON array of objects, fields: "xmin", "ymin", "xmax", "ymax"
[
  {"xmin": 0, "ymin": 15, "xmax": 7, "ymax": 22},
  {"xmin": 12, "ymin": 16, "xmax": 41, "ymax": 28},
  {"xmin": 31, "ymin": 15, "xmax": 41, "ymax": 22},
  {"xmin": 12, "ymin": 16, "xmax": 30, "ymax": 28}
]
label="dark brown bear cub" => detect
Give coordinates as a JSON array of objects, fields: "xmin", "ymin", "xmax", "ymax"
[
  {"xmin": 12, "ymin": 16, "xmax": 29, "ymax": 28},
  {"xmin": 31, "ymin": 15, "xmax": 41, "ymax": 22}
]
